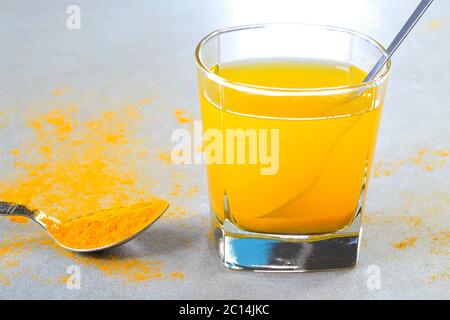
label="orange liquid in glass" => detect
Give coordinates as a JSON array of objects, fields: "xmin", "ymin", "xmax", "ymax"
[{"xmin": 199, "ymin": 59, "xmax": 383, "ymax": 234}]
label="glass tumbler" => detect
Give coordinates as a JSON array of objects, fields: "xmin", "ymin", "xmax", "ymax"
[{"xmin": 195, "ymin": 24, "xmax": 390, "ymax": 271}]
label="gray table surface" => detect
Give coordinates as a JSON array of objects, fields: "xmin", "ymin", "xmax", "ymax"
[{"xmin": 0, "ymin": 0, "xmax": 449, "ymax": 299}]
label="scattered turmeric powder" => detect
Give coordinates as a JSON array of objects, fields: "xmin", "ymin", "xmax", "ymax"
[
  {"xmin": 0, "ymin": 99, "xmax": 192, "ymax": 284},
  {"xmin": 363, "ymin": 213, "xmax": 423, "ymax": 228},
  {"xmin": 7, "ymin": 216, "xmax": 29, "ymax": 224},
  {"xmin": 365, "ymin": 190, "xmax": 449, "ymax": 283},
  {"xmin": 393, "ymin": 237, "xmax": 417, "ymax": 249},
  {"xmin": 0, "ymin": 104, "xmax": 165, "ymax": 224},
  {"xmin": 170, "ymin": 271, "xmax": 185, "ymax": 279},
  {"xmin": 163, "ymin": 206, "xmax": 189, "ymax": 222},
  {"xmin": 407, "ymin": 216, "xmax": 423, "ymax": 228},
  {"xmin": 170, "ymin": 183, "xmax": 181, "ymax": 196},
  {"xmin": 0, "ymin": 104, "xmax": 170, "ymax": 250},
  {"xmin": 52, "ymin": 87, "xmax": 69, "ymax": 96},
  {"xmin": 430, "ymin": 268, "xmax": 450, "ymax": 283},
  {"xmin": 373, "ymin": 148, "xmax": 448, "ymax": 177},
  {"xmin": 0, "ymin": 238, "xmax": 26, "ymax": 285},
  {"xmin": 0, "ymin": 274, "xmax": 11, "ymax": 285},
  {"xmin": 0, "ymin": 234, "xmax": 182, "ymax": 285},
  {"xmin": 58, "ymin": 274, "xmax": 71, "ymax": 285},
  {"xmin": 158, "ymin": 151, "xmax": 171, "ymax": 163},
  {"xmin": 187, "ymin": 186, "xmax": 199, "ymax": 197},
  {"xmin": 431, "ymin": 231, "xmax": 450, "ymax": 247},
  {"xmin": 95, "ymin": 257, "xmax": 164, "ymax": 284},
  {"xmin": 174, "ymin": 109, "xmax": 193, "ymax": 124}
]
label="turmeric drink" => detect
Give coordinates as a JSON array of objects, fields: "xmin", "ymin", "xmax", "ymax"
[{"xmin": 200, "ymin": 58, "xmax": 383, "ymax": 234}]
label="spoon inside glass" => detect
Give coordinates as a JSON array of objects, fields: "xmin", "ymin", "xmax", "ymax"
[
  {"xmin": 0, "ymin": 200, "xmax": 169, "ymax": 253},
  {"xmin": 322, "ymin": 0, "xmax": 434, "ymax": 116},
  {"xmin": 260, "ymin": 0, "xmax": 435, "ymax": 218},
  {"xmin": 364, "ymin": 0, "xmax": 434, "ymax": 82}
]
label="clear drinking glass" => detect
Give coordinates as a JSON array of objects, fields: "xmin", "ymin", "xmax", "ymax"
[{"xmin": 195, "ymin": 24, "xmax": 390, "ymax": 271}]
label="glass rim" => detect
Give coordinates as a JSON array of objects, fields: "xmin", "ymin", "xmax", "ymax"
[{"xmin": 195, "ymin": 23, "xmax": 391, "ymax": 96}]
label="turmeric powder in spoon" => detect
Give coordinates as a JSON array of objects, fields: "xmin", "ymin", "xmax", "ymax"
[
  {"xmin": 41, "ymin": 199, "xmax": 169, "ymax": 251},
  {"xmin": 1, "ymin": 198, "xmax": 168, "ymax": 252}
]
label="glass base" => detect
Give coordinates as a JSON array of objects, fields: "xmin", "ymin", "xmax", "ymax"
[{"xmin": 212, "ymin": 213, "xmax": 362, "ymax": 272}]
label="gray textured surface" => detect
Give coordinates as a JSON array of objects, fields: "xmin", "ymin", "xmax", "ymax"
[{"xmin": 0, "ymin": 0, "xmax": 449, "ymax": 299}]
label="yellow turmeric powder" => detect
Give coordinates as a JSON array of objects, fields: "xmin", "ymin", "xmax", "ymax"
[
  {"xmin": 7, "ymin": 216, "xmax": 29, "ymax": 224},
  {"xmin": 372, "ymin": 148, "xmax": 448, "ymax": 177},
  {"xmin": 40, "ymin": 199, "xmax": 168, "ymax": 250},
  {"xmin": 0, "ymin": 234, "xmax": 176, "ymax": 285},
  {"xmin": 174, "ymin": 109, "xmax": 193, "ymax": 124},
  {"xmin": 392, "ymin": 237, "xmax": 417, "ymax": 249},
  {"xmin": 0, "ymin": 99, "xmax": 192, "ymax": 284},
  {"xmin": 0, "ymin": 103, "xmax": 169, "ymax": 250}
]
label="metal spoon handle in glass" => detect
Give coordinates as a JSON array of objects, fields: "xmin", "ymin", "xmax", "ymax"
[{"xmin": 364, "ymin": 0, "xmax": 434, "ymax": 82}]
